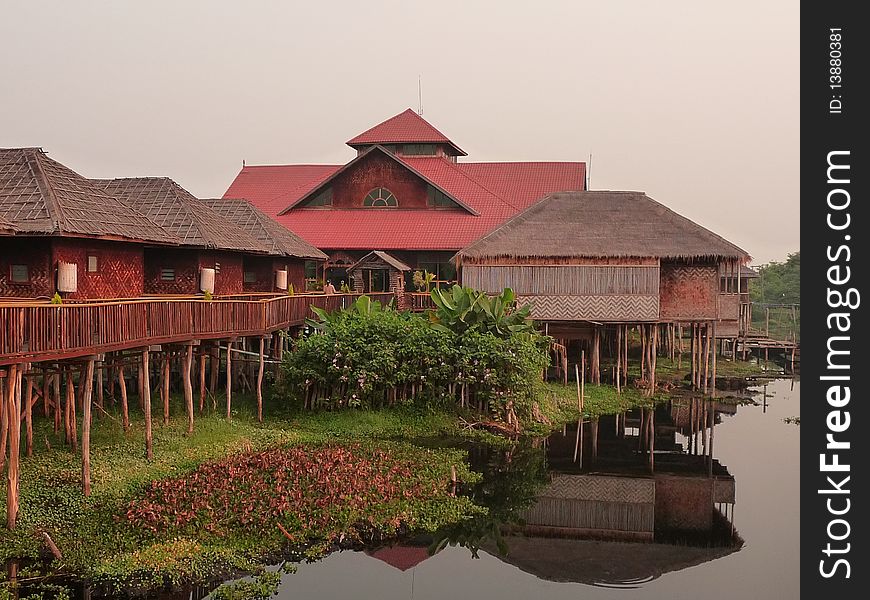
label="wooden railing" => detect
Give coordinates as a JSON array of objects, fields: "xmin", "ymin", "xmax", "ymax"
[
  {"xmin": 404, "ymin": 293, "xmax": 436, "ymax": 312},
  {"xmin": 0, "ymin": 293, "xmax": 394, "ymax": 365}
]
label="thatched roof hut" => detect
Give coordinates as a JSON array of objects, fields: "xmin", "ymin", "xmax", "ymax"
[{"xmin": 457, "ymin": 191, "xmax": 749, "ymax": 263}]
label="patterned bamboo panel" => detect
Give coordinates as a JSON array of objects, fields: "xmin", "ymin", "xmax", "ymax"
[
  {"xmin": 539, "ymin": 475, "xmax": 655, "ymax": 503},
  {"xmin": 518, "ymin": 295, "xmax": 660, "ymax": 322},
  {"xmin": 463, "ymin": 265, "xmax": 660, "ymax": 296},
  {"xmin": 660, "ymin": 263, "xmax": 718, "ymax": 320}
]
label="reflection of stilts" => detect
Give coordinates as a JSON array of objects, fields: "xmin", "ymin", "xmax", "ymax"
[{"xmin": 762, "ymin": 384, "xmax": 769, "ymax": 413}]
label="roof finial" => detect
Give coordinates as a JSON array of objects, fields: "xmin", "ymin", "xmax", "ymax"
[
  {"xmin": 418, "ymin": 75, "xmax": 423, "ymax": 115},
  {"xmin": 242, "ymin": 159, "xmax": 246, "ymax": 168}
]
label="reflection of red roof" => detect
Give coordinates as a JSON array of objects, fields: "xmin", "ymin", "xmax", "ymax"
[
  {"xmin": 365, "ymin": 545, "xmax": 432, "ymax": 571},
  {"xmin": 347, "ymin": 109, "xmax": 466, "ymax": 156}
]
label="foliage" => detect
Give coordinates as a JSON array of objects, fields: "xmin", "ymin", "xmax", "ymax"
[
  {"xmin": 340, "ymin": 282, "xmax": 351, "ymax": 293},
  {"xmin": 50, "ymin": 292, "xmax": 63, "ymax": 305},
  {"xmin": 286, "ymin": 283, "xmax": 294, "ymax": 297},
  {"xmin": 429, "ymin": 285, "xmax": 534, "ymax": 337},
  {"xmin": 412, "ymin": 270, "xmax": 436, "ymax": 293},
  {"xmin": 210, "ymin": 571, "xmax": 282, "ymax": 600},
  {"xmin": 203, "ymin": 290, "xmax": 214, "ymax": 301},
  {"xmin": 750, "ymin": 252, "xmax": 800, "ymax": 305},
  {"xmin": 284, "ymin": 296, "xmax": 550, "ymax": 424}
]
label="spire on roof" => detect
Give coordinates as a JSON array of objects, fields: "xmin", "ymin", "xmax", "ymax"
[{"xmin": 346, "ymin": 109, "xmax": 466, "ymax": 156}]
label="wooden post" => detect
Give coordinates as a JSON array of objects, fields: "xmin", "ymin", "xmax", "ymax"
[
  {"xmin": 67, "ymin": 370, "xmax": 77, "ymax": 453},
  {"xmin": 52, "ymin": 372, "xmax": 61, "ymax": 434},
  {"xmin": 42, "ymin": 368, "xmax": 50, "ymax": 418},
  {"xmin": 6, "ymin": 364, "xmax": 21, "ymax": 529},
  {"xmin": 24, "ymin": 372, "xmax": 33, "ymax": 458},
  {"xmin": 162, "ymin": 355, "xmax": 170, "ymax": 425},
  {"xmin": 81, "ymin": 358, "xmax": 95, "ymax": 496},
  {"xmin": 677, "ymin": 323, "xmax": 683, "ymax": 370},
  {"xmin": 182, "ymin": 345, "xmax": 194, "ymax": 434},
  {"xmin": 616, "ymin": 325, "xmax": 621, "ymax": 394},
  {"xmin": 96, "ymin": 359, "xmax": 104, "ymax": 410},
  {"xmin": 712, "ymin": 322, "xmax": 717, "ymax": 395},
  {"xmin": 142, "ymin": 350, "xmax": 153, "ymax": 460},
  {"xmin": 574, "ymin": 363, "xmax": 582, "ymax": 413},
  {"xmin": 226, "ymin": 341, "xmax": 233, "ymax": 420},
  {"xmin": 118, "ymin": 365, "xmax": 129, "ymax": 432},
  {"xmin": 257, "ymin": 337, "xmax": 265, "ymax": 423},
  {"xmin": 1, "ymin": 369, "xmax": 13, "ymax": 478},
  {"xmin": 650, "ymin": 325, "xmax": 658, "ymax": 394},
  {"xmin": 703, "ymin": 324, "xmax": 711, "ymax": 395},
  {"xmin": 591, "ymin": 328, "xmax": 600, "ymax": 385},
  {"xmin": 209, "ymin": 345, "xmax": 219, "ymax": 399},
  {"xmin": 580, "ymin": 351, "xmax": 585, "ymax": 413},
  {"xmin": 198, "ymin": 350, "xmax": 206, "ymax": 413}
]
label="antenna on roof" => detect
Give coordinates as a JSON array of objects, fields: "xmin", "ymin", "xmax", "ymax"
[
  {"xmin": 242, "ymin": 159, "xmax": 246, "ymax": 168},
  {"xmin": 587, "ymin": 153, "xmax": 592, "ymax": 190},
  {"xmin": 418, "ymin": 75, "xmax": 423, "ymax": 115}
]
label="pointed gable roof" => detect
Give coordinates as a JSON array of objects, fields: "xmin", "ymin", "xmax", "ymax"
[
  {"xmin": 347, "ymin": 109, "xmax": 467, "ymax": 156},
  {"xmin": 201, "ymin": 197, "xmax": 327, "ymax": 260},
  {"xmin": 279, "ymin": 145, "xmax": 477, "ymax": 215},
  {"xmin": 94, "ymin": 177, "xmax": 263, "ymax": 252},
  {"xmin": 347, "ymin": 250, "xmax": 412, "ymax": 273},
  {"xmin": 0, "ymin": 148, "xmax": 176, "ymax": 244},
  {"xmin": 457, "ymin": 191, "xmax": 750, "ymax": 261}
]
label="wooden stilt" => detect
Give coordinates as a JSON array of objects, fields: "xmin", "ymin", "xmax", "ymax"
[
  {"xmin": 183, "ymin": 345, "xmax": 194, "ymax": 434},
  {"xmin": 209, "ymin": 346, "xmax": 219, "ymax": 400},
  {"xmin": 616, "ymin": 325, "xmax": 621, "ymax": 394},
  {"xmin": 67, "ymin": 370, "xmax": 77, "ymax": 453},
  {"xmin": 118, "ymin": 365, "xmax": 129, "ymax": 432},
  {"xmin": 96, "ymin": 359, "xmax": 104, "ymax": 410},
  {"xmin": 24, "ymin": 373, "xmax": 33, "ymax": 458},
  {"xmin": 198, "ymin": 350, "xmax": 206, "ymax": 413},
  {"xmin": 677, "ymin": 323, "xmax": 683, "ymax": 370},
  {"xmin": 712, "ymin": 323, "xmax": 717, "ymax": 395},
  {"xmin": 6, "ymin": 365, "xmax": 21, "ymax": 529},
  {"xmin": 142, "ymin": 350, "xmax": 153, "ymax": 460},
  {"xmin": 81, "ymin": 358, "xmax": 95, "ymax": 496},
  {"xmin": 591, "ymin": 328, "xmax": 600, "ymax": 385},
  {"xmin": 162, "ymin": 356, "xmax": 170, "ymax": 425},
  {"xmin": 257, "ymin": 337, "xmax": 265, "ymax": 422},
  {"xmin": 703, "ymin": 324, "xmax": 711, "ymax": 395},
  {"xmin": 226, "ymin": 341, "xmax": 233, "ymax": 419},
  {"xmin": 52, "ymin": 372, "xmax": 61, "ymax": 434},
  {"xmin": 42, "ymin": 368, "xmax": 51, "ymax": 418},
  {"xmin": 0, "ymin": 369, "xmax": 12, "ymax": 475}
]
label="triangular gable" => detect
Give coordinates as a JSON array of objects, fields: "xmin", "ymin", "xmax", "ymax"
[
  {"xmin": 279, "ymin": 145, "xmax": 478, "ymax": 216},
  {"xmin": 347, "ymin": 250, "xmax": 412, "ymax": 273},
  {"xmin": 347, "ymin": 108, "xmax": 466, "ymax": 156}
]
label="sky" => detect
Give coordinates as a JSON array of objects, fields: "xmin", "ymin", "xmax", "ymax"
[{"xmin": 0, "ymin": 1, "xmax": 799, "ymax": 264}]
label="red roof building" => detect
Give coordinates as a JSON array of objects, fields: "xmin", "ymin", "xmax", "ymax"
[{"xmin": 223, "ymin": 109, "xmax": 585, "ymax": 290}]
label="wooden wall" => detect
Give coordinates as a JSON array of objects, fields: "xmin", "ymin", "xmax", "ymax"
[
  {"xmin": 52, "ymin": 238, "xmax": 144, "ymax": 300},
  {"xmin": 328, "ymin": 152, "xmax": 431, "ymax": 209},
  {"xmin": 144, "ymin": 248, "xmax": 200, "ymax": 295},
  {"xmin": 242, "ymin": 257, "xmax": 308, "ymax": 293}
]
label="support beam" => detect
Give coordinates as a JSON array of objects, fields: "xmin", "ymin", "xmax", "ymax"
[
  {"xmin": 142, "ymin": 350, "xmax": 153, "ymax": 460},
  {"xmin": 81, "ymin": 358, "xmax": 95, "ymax": 496},
  {"xmin": 118, "ymin": 365, "xmax": 129, "ymax": 432},
  {"xmin": 183, "ymin": 345, "xmax": 194, "ymax": 434},
  {"xmin": 6, "ymin": 365, "xmax": 21, "ymax": 529},
  {"xmin": 162, "ymin": 356, "xmax": 170, "ymax": 425},
  {"xmin": 24, "ymin": 373, "xmax": 33, "ymax": 458},
  {"xmin": 198, "ymin": 350, "xmax": 206, "ymax": 413},
  {"xmin": 226, "ymin": 341, "xmax": 233, "ymax": 420},
  {"xmin": 257, "ymin": 337, "xmax": 265, "ymax": 423},
  {"xmin": 67, "ymin": 370, "xmax": 77, "ymax": 453}
]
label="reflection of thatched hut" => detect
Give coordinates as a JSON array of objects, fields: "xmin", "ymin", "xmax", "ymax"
[{"xmin": 483, "ymin": 536, "xmax": 740, "ymax": 587}]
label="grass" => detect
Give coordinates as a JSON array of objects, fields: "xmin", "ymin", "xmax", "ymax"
[{"xmin": 0, "ymin": 381, "xmax": 658, "ymax": 595}]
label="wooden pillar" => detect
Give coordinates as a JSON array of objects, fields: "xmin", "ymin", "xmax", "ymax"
[
  {"xmin": 712, "ymin": 322, "xmax": 717, "ymax": 395},
  {"xmin": 81, "ymin": 358, "xmax": 95, "ymax": 496},
  {"xmin": 24, "ymin": 371, "xmax": 33, "ymax": 458},
  {"xmin": 52, "ymin": 371, "xmax": 61, "ymax": 434},
  {"xmin": 615, "ymin": 326, "xmax": 622, "ymax": 394},
  {"xmin": 42, "ymin": 367, "xmax": 51, "ymax": 418},
  {"xmin": 650, "ymin": 325, "xmax": 658, "ymax": 394},
  {"xmin": 0, "ymin": 370, "xmax": 11, "ymax": 476},
  {"xmin": 226, "ymin": 341, "xmax": 233, "ymax": 420},
  {"xmin": 591, "ymin": 328, "xmax": 600, "ymax": 385},
  {"xmin": 183, "ymin": 345, "xmax": 194, "ymax": 435},
  {"xmin": 257, "ymin": 337, "xmax": 265, "ymax": 423},
  {"xmin": 118, "ymin": 365, "xmax": 129, "ymax": 432},
  {"xmin": 703, "ymin": 324, "xmax": 711, "ymax": 395},
  {"xmin": 209, "ymin": 345, "xmax": 219, "ymax": 399},
  {"xmin": 677, "ymin": 323, "xmax": 683, "ymax": 370},
  {"xmin": 6, "ymin": 365, "xmax": 21, "ymax": 529},
  {"xmin": 67, "ymin": 369, "xmax": 77, "ymax": 453},
  {"xmin": 162, "ymin": 355, "xmax": 170, "ymax": 425},
  {"xmin": 198, "ymin": 350, "xmax": 207, "ymax": 413},
  {"xmin": 142, "ymin": 350, "xmax": 153, "ymax": 460},
  {"xmin": 96, "ymin": 359, "xmax": 104, "ymax": 410}
]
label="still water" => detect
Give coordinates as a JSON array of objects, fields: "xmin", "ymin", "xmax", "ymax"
[{"xmin": 246, "ymin": 378, "xmax": 799, "ymax": 600}]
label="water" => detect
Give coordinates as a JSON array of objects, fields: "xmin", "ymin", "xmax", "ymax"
[{"xmin": 251, "ymin": 378, "xmax": 800, "ymax": 600}]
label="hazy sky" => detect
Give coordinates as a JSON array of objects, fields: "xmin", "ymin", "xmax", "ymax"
[{"xmin": 1, "ymin": 1, "xmax": 798, "ymax": 264}]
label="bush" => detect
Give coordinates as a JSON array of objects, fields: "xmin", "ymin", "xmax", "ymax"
[{"xmin": 281, "ymin": 296, "xmax": 550, "ymax": 425}]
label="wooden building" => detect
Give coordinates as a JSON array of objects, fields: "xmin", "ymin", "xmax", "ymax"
[
  {"xmin": 223, "ymin": 109, "xmax": 586, "ymax": 289},
  {"xmin": 346, "ymin": 251, "xmax": 412, "ymax": 305},
  {"xmin": 201, "ymin": 197, "xmax": 327, "ymax": 293},
  {"xmin": 1, "ymin": 148, "xmax": 179, "ymax": 299}
]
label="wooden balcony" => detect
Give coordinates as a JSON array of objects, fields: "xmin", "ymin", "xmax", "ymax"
[{"xmin": 0, "ymin": 292, "xmax": 394, "ymax": 366}]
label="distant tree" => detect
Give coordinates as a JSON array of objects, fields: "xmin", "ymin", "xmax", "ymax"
[{"xmin": 750, "ymin": 251, "xmax": 800, "ymax": 305}]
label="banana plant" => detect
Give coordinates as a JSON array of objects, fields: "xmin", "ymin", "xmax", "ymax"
[
  {"xmin": 306, "ymin": 294, "xmax": 392, "ymax": 331},
  {"xmin": 429, "ymin": 285, "xmax": 534, "ymax": 337}
]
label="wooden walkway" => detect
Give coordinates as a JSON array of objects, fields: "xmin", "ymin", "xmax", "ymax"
[{"xmin": 0, "ymin": 292, "xmax": 393, "ymax": 366}]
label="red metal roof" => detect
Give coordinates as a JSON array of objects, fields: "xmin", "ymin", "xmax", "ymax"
[
  {"xmin": 223, "ymin": 154, "xmax": 585, "ymax": 251},
  {"xmin": 346, "ymin": 109, "xmax": 467, "ymax": 156}
]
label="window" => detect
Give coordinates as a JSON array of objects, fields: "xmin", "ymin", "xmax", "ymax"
[
  {"xmin": 160, "ymin": 268, "xmax": 175, "ymax": 281},
  {"xmin": 301, "ymin": 187, "xmax": 333, "ymax": 207},
  {"xmin": 87, "ymin": 255, "xmax": 99, "ymax": 273},
  {"xmin": 401, "ymin": 144, "xmax": 437, "ymax": 156},
  {"xmin": 244, "ymin": 271, "xmax": 257, "ymax": 284},
  {"xmin": 363, "ymin": 187, "xmax": 398, "ymax": 207},
  {"xmin": 427, "ymin": 185, "xmax": 458, "ymax": 208},
  {"xmin": 418, "ymin": 262, "xmax": 457, "ymax": 288},
  {"xmin": 10, "ymin": 264, "xmax": 29, "ymax": 283}
]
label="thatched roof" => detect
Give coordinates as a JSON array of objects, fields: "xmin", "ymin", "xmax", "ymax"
[
  {"xmin": 457, "ymin": 191, "xmax": 749, "ymax": 262},
  {"xmin": 347, "ymin": 250, "xmax": 412, "ymax": 273},
  {"xmin": 0, "ymin": 214, "xmax": 14, "ymax": 234},
  {"xmin": 0, "ymin": 148, "xmax": 176, "ymax": 244},
  {"xmin": 741, "ymin": 265, "xmax": 759, "ymax": 278},
  {"xmin": 201, "ymin": 197, "xmax": 327, "ymax": 260},
  {"xmin": 94, "ymin": 177, "xmax": 263, "ymax": 252}
]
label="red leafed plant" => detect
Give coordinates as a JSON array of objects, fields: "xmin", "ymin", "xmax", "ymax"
[{"xmin": 121, "ymin": 443, "xmax": 459, "ymax": 545}]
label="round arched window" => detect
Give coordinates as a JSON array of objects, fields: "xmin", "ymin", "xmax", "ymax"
[{"xmin": 363, "ymin": 187, "xmax": 398, "ymax": 207}]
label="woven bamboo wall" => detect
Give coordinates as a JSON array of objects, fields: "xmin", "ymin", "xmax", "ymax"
[
  {"xmin": 659, "ymin": 262, "xmax": 719, "ymax": 321},
  {"xmin": 0, "ymin": 238, "xmax": 52, "ymax": 298},
  {"xmin": 463, "ymin": 265, "xmax": 660, "ymax": 296},
  {"xmin": 517, "ymin": 294, "xmax": 660, "ymax": 322},
  {"xmin": 52, "ymin": 238, "xmax": 144, "ymax": 299},
  {"xmin": 144, "ymin": 248, "xmax": 200, "ymax": 295}
]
